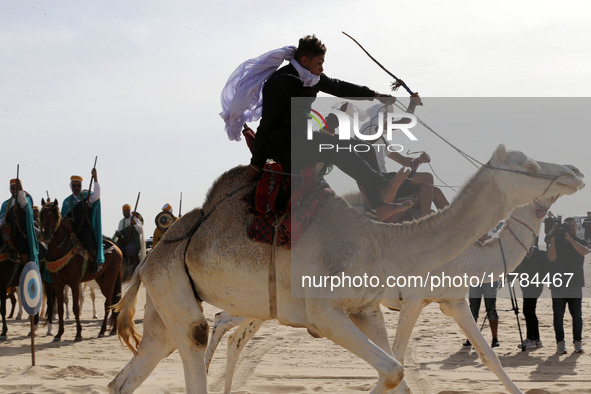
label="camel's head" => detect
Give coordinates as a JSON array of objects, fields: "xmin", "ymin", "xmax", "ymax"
[{"xmin": 487, "ymin": 144, "xmax": 584, "ymax": 204}]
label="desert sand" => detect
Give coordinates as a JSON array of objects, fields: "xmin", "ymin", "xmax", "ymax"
[{"xmin": 1, "ymin": 256, "xmax": 590, "ymax": 394}]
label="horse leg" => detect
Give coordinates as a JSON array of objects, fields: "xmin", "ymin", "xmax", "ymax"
[
  {"xmin": 40, "ymin": 288, "xmax": 46, "ymax": 319},
  {"xmin": 45, "ymin": 283, "xmax": 55, "ymax": 336},
  {"xmin": 439, "ymin": 299, "xmax": 523, "ymax": 394},
  {"xmin": 306, "ymin": 301, "xmax": 404, "ymax": 394},
  {"xmin": 7, "ymin": 288, "xmax": 16, "ymax": 318},
  {"xmin": 80, "ymin": 282, "xmax": 87, "ymax": 316},
  {"xmin": 15, "ymin": 287, "xmax": 23, "ymax": 320},
  {"xmin": 1, "ymin": 286, "xmax": 8, "ymax": 340},
  {"xmin": 108, "ymin": 295, "xmax": 177, "ymax": 394},
  {"xmin": 71, "ymin": 282, "xmax": 83, "ymax": 341},
  {"xmin": 91, "ymin": 287, "xmax": 98, "ymax": 319},
  {"xmin": 53, "ymin": 281, "xmax": 65, "ymax": 342},
  {"xmin": 109, "ymin": 272, "xmax": 122, "ymax": 335},
  {"xmin": 64, "ymin": 285, "xmax": 70, "ymax": 320}
]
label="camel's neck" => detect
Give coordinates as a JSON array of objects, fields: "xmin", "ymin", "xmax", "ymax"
[
  {"xmin": 375, "ymin": 167, "xmax": 516, "ymax": 276},
  {"xmin": 443, "ymin": 202, "xmax": 545, "ymax": 280}
]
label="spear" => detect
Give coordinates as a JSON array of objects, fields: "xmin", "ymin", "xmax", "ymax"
[
  {"xmin": 342, "ymin": 31, "xmax": 419, "ymax": 98},
  {"xmin": 178, "ymin": 192, "xmax": 183, "ymax": 218},
  {"xmin": 88, "ymin": 156, "xmax": 98, "ymax": 194},
  {"xmin": 133, "ymin": 192, "xmax": 141, "ymax": 214}
]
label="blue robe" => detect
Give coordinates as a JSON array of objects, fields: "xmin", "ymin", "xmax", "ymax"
[
  {"xmin": 0, "ymin": 193, "xmax": 39, "ymax": 265},
  {"xmin": 61, "ymin": 191, "xmax": 104, "ymax": 264}
]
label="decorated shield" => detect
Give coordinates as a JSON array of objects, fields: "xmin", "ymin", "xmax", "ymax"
[
  {"xmin": 155, "ymin": 211, "xmax": 175, "ymax": 231},
  {"xmin": 19, "ymin": 261, "xmax": 43, "ymax": 315}
]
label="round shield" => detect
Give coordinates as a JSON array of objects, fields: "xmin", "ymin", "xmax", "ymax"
[
  {"xmin": 155, "ymin": 211, "xmax": 175, "ymax": 231},
  {"xmin": 19, "ymin": 261, "xmax": 43, "ymax": 316}
]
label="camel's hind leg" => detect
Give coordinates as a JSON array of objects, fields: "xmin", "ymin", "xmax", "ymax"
[
  {"xmin": 142, "ymin": 258, "xmax": 209, "ymax": 394},
  {"xmin": 439, "ymin": 298, "xmax": 523, "ymax": 394},
  {"xmin": 108, "ymin": 295, "xmax": 176, "ymax": 394},
  {"xmin": 306, "ymin": 301, "xmax": 404, "ymax": 394}
]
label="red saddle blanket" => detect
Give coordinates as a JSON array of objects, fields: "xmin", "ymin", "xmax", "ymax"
[{"xmin": 246, "ymin": 163, "xmax": 333, "ymax": 248}]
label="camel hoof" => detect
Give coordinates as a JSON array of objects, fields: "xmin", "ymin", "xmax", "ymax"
[{"xmin": 75, "ymin": 335, "xmax": 83, "ymax": 342}]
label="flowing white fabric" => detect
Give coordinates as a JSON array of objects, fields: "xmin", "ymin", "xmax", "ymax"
[{"xmin": 220, "ymin": 46, "xmax": 320, "ymax": 141}]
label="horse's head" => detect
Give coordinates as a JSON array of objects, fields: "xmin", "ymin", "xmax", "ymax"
[{"xmin": 40, "ymin": 198, "xmax": 61, "ymax": 241}]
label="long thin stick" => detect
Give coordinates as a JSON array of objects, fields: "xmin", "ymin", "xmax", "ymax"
[
  {"xmin": 133, "ymin": 192, "xmax": 141, "ymax": 213},
  {"xmin": 88, "ymin": 156, "xmax": 98, "ymax": 193},
  {"xmin": 16, "ymin": 164, "xmax": 19, "ymax": 181},
  {"xmin": 179, "ymin": 192, "xmax": 183, "ymax": 217},
  {"xmin": 342, "ymin": 31, "xmax": 417, "ymax": 96}
]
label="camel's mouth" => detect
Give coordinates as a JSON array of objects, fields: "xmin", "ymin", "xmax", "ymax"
[{"xmin": 555, "ymin": 169, "xmax": 585, "ymax": 192}]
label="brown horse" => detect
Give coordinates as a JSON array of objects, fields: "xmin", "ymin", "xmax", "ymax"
[
  {"xmin": 0, "ymin": 246, "xmax": 22, "ymax": 340},
  {"xmin": 40, "ymin": 198, "xmax": 123, "ymax": 342}
]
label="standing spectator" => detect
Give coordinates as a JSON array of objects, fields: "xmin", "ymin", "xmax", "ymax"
[
  {"xmin": 582, "ymin": 211, "xmax": 591, "ymax": 245},
  {"xmin": 463, "ymin": 281, "xmax": 501, "ymax": 348},
  {"xmin": 547, "ymin": 217, "xmax": 589, "ymax": 354},
  {"xmin": 515, "ymin": 247, "xmax": 549, "ymax": 349}
]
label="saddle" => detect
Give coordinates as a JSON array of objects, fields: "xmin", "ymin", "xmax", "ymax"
[{"xmin": 243, "ymin": 125, "xmax": 333, "ymax": 248}]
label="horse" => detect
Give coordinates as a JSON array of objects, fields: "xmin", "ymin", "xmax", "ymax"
[
  {"xmin": 0, "ymin": 240, "xmax": 23, "ymax": 340},
  {"xmin": 39, "ymin": 198, "xmax": 123, "ymax": 341}
]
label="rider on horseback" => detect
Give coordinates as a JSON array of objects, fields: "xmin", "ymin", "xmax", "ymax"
[
  {"xmin": 61, "ymin": 169, "xmax": 104, "ymax": 272},
  {"xmin": 0, "ymin": 179, "xmax": 39, "ymax": 265},
  {"xmin": 114, "ymin": 204, "xmax": 145, "ymax": 272}
]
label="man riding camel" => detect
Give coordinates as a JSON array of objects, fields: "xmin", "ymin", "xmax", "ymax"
[
  {"xmin": 220, "ymin": 34, "xmax": 414, "ymax": 221},
  {"xmin": 0, "ymin": 179, "xmax": 39, "ymax": 264},
  {"xmin": 61, "ymin": 169, "xmax": 104, "ymax": 272}
]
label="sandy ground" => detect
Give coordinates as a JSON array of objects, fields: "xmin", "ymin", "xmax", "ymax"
[{"xmin": 1, "ymin": 257, "xmax": 590, "ymax": 394}]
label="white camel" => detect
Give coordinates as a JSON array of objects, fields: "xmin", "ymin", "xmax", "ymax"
[
  {"xmin": 204, "ymin": 193, "xmax": 576, "ymax": 393},
  {"xmin": 109, "ymin": 145, "xmax": 583, "ymax": 394}
]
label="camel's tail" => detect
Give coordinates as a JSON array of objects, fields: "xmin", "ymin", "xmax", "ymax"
[{"xmin": 114, "ymin": 258, "xmax": 144, "ymax": 354}]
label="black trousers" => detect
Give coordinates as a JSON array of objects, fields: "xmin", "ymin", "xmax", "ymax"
[{"xmin": 287, "ymin": 132, "xmax": 387, "ymax": 208}]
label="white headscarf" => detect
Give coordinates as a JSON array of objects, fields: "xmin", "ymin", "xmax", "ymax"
[{"xmin": 219, "ymin": 46, "xmax": 320, "ymax": 141}]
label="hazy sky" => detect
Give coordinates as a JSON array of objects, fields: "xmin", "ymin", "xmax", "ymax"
[{"xmin": 2, "ymin": 0, "xmax": 590, "ymax": 237}]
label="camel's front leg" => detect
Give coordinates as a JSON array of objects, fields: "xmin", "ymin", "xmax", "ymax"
[
  {"xmin": 389, "ymin": 298, "xmax": 426, "ymax": 363},
  {"xmin": 204, "ymin": 311, "xmax": 263, "ymax": 394},
  {"xmin": 224, "ymin": 319, "xmax": 263, "ymax": 393},
  {"xmin": 109, "ymin": 295, "xmax": 176, "ymax": 394},
  {"xmin": 204, "ymin": 311, "xmax": 248, "ymax": 372},
  {"xmin": 306, "ymin": 301, "xmax": 404, "ymax": 394},
  {"xmin": 439, "ymin": 298, "xmax": 523, "ymax": 394}
]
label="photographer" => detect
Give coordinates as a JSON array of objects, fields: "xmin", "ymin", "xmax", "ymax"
[{"xmin": 547, "ymin": 217, "xmax": 589, "ymax": 354}]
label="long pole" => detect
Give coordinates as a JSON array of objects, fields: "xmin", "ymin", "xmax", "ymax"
[
  {"xmin": 30, "ymin": 315, "xmax": 36, "ymax": 366},
  {"xmin": 88, "ymin": 156, "xmax": 98, "ymax": 194},
  {"xmin": 179, "ymin": 192, "xmax": 183, "ymax": 218},
  {"xmin": 133, "ymin": 192, "xmax": 141, "ymax": 213}
]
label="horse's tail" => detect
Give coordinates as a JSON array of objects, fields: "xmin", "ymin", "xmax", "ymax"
[{"xmin": 114, "ymin": 258, "xmax": 144, "ymax": 354}]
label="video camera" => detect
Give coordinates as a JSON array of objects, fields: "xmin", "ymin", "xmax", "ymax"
[{"xmin": 552, "ymin": 222, "xmax": 570, "ymax": 239}]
